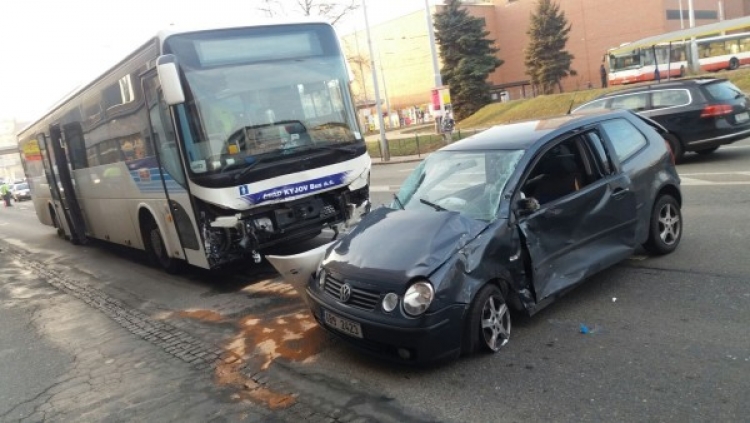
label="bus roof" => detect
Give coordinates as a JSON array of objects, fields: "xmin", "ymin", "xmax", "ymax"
[
  {"xmin": 17, "ymin": 19, "xmax": 334, "ymax": 137},
  {"xmin": 608, "ymin": 15, "xmax": 750, "ymax": 56}
]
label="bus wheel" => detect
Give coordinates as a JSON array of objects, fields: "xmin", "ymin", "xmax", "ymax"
[
  {"xmin": 49, "ymin": 207, "xmax": 66, "ymax": 239},
  {"xmin": 142, "ymin": 219, "xmax": 183, "ymax": 274},
  {"xmin": 729, "ymin": 57, "xmax": 740, "ymax": 70}
]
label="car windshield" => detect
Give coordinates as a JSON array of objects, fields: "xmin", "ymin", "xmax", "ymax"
[
  {"xmin": 394, "ymin": 150, "xmax": 524, "ymax": 221},
  {"xmin": 15, "ymin": 183, "xmax": 28, "ymax": 190}
]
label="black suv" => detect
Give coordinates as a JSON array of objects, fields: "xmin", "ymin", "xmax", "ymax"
[{"xmin": 574, "ymin": 78, "xmax": 750, "ymax": 162}]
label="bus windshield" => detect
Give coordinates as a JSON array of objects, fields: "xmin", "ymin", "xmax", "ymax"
[{"xmin": 164, "ymin": 24, "xmax": 361, "ymax": 176}]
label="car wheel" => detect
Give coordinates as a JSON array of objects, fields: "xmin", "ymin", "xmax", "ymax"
[
  {"xmin": 696, "ymin": 146, "xmax": 719, "ymax": 155},
  {"xmin": 143, "ymin": 220, "xmax": 183, "ymax": 274},
  {"xmin": 729, "ymin": 57, "xmax": 740, "ymax": 70},
  {"xmin": 643, "ymin": 195, "xmax": 682, "ymax": 255},
  {"xmin": 663, "ymin": 133, "xmax": 684, "ymax": 164},
  {"xmin": 463, "ymin": 284, "xmax": 511, "ymax": 354}
]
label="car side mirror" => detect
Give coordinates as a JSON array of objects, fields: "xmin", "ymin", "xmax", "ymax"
[{"xmin": 516, "ymin": 197, "xmax": 541, "ymax": 216}]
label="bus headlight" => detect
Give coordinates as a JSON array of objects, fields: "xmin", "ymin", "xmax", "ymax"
[{"xmin": 403, "ymin": 280, "xmax": 434, "ymax": 316}]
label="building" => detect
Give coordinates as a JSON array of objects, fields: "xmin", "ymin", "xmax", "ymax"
[{"xmin": 341, "ymin": 0, "xmax": 750, "ymax": 123}]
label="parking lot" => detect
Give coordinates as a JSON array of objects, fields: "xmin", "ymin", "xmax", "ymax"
[{"xmin": 1, "ymin": 140, "xmax": 749, "ymax": 422}]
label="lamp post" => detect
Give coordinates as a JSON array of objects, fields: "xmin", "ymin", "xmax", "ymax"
[
  {"xmin": 423, "ymin": 0, "xmax": 442, "ymax": 87},
  {"xmin": 362, "ymin": 0, "xmax": 390, "ymax": 161}
]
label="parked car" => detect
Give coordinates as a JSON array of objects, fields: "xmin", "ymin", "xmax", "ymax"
[
  {"xmin": 573, "ymin": 78, "xmax": 750, "ymax": 163},
  {"xmin": 268, "ymin": 109, "xmax": 683, "ymax": 364},
  {"xmin": 11, "ymin": 182, "xmax": 31, "ymax": 202}
]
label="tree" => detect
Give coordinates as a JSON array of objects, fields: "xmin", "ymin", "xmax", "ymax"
[
  {"xmin": 252, "ymin": 0, "xmax": 359, "ymax": 26},
  {"xmin": 433, "ymin": 0, "xmax": 503, "ymax": 120},
  {"xmin": 524, "ymin": 0, "xmax": 575, "ymax": 95}
]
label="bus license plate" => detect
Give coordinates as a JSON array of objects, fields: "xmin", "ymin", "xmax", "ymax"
[
  {"xmin": 735, "ymin": 112, "xmax": 749, "ymax": 123},
  {"xmin": 324, "ymin": 310, "xmax": 363, "ymax": 338}
]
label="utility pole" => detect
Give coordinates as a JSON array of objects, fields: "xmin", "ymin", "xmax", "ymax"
[
  {"xmin": 688, "ymin": 0, "xmax": 700, "ymax": 73},
  {"xmin": 423, "ymin": 0, "xmax": 444, "ymax": 134},
  {"xmin": 363, "ymin": 0, "xmax": 390, "ymax": 161}
]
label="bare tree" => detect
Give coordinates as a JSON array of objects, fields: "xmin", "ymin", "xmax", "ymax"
[{"xmin": 250, "ymin": 0, "xmax": 359, "ymax": 26}]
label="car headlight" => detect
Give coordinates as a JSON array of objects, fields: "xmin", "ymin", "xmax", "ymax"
[{"xmin": 403, "ymin": 280, "xmax": 434, "ymax": 316}]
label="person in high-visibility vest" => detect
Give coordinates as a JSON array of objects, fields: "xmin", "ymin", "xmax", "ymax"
[{"xmin": 0, "ymin": 182, "xmax": 12, "ymax": 207}]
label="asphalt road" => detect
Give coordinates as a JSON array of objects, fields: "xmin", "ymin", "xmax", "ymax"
[{"xmin": 1, "ymin": 139, "xmax": 749, "ymax": 422}]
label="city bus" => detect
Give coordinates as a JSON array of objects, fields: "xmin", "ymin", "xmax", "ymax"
[
  {"xmin": 17, "ymin": 20, "xmax": 371, "ymax": 272},
  {"xmin": 607, "ymin": 43, "xmax": 688, "ymax": 86},
  {"xmin": 607, "ymin": 16, "xmax": 750, "ymax": 85}
]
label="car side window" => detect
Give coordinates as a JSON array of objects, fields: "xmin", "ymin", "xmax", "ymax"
[
  {"xmin": 520, "ymin": 136, "xmax": 596, "ymax": 205},
  {"xmin": 575, "ymin": 98, "xmax": 607, "ymax": 112},
  {"xmin": 651, "ymin": 89, "xmax": 690, "ymax": 109},
  {"xmin": 610, "ymin": 93, "xmax": 649, "ymax": 111},
  {"xmin": 584, "ymin": 131, "xmax": 614, "ymax": 176},
  {"xmin": 599, "ymin": 118, "xmax": 648, "ymax": 162}
]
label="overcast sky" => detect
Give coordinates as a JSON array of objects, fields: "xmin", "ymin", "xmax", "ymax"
[{"xmin": 0, "ymin": 0, "xmax": 432, "ymax": 123}]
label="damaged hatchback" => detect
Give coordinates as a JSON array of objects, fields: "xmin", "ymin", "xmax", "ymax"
[{"xmin": 281, "ymin": 109, "xmax": 682, "ymax": 363}]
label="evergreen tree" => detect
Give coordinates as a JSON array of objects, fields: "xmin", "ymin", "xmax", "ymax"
[
  {"xmin": 434, "ymin": 0, "xmax": 503, "ymax": 120},
  {"xmin": 524, "ymin": 0, "xmax": 575, "ymax": 95}
]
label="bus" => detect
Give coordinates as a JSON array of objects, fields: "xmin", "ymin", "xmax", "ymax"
[
  {"xmin": 607, "ymin": 16, "xmax": 750, "ymax": 85},
  {"xmin": 696, "ymin": 32, "xmax": 750, "ymax": 71},
  {"xmin": 17, "ymin": 21, "xmax": 372, "ymax": 272},
  {"xmin": 608, "ymin": 43, "xmax": 688, "ymax": 86}
]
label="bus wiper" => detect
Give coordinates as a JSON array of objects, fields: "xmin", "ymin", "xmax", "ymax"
[
  {"xmin": 420, "ymin": 198, "xmax": 447, "ymax": 212},
  {"xmin": 232, "ymin": 157, "xmax": 265, "ymax": 181},
  {"xmin": 393, "ymin": 193, "xmax": 405, "ymax": 210},
  {"xmin": 314, "ymin": 144, "xmax": 359, "ymax": 154}
]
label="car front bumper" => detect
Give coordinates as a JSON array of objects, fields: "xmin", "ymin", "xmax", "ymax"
[{"xmin": 307, "ymin": 287, "xmax": 466, "ymax": 363}]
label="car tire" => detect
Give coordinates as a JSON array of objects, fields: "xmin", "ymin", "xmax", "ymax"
[
  {"xmin": 729, "ymin": 57, "xmax": 740, "ymax": 70},
  {"xmin": 696, "ymin": 146, "xmax": 719, "ymax": 155},
  {"xmin": 462, "ymin": 284, "xmax": 511, "ymax": 355},
  {"xmin": 643, "ymin": 194, "xmax": 682, "ymax": 255},
  {"xmin": 663, "ymin": 133, "xmax": 684, "ymax": 164},
  {"xmin": 143, "ymin": 219, "xmax": 183, "ymax": 274}
]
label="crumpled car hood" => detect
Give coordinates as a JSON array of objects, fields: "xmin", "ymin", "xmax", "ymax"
[{"xmin": 325, "ymin": 207, "xmax": 488, "ymax": 282}]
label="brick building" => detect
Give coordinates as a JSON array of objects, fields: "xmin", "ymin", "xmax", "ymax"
[{"xmin": 341, "ymin": 0, "xmax": 750, "ymax": 122}]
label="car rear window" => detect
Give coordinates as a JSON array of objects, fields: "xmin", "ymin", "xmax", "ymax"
[{"xmin": 703, "ymin": 81, "xmax": 744, "ymax": 101}]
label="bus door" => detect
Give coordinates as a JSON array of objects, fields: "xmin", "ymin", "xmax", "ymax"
[
  {"xmin": 38, "ymin": 129, "xmax": 87, "ymax": 244},
  {"xmin": 142, "ymin": 72, "xmax": 204, "ymax": 267}
]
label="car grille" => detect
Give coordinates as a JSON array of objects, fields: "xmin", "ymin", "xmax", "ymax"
[{"xmin": 323, "ymin": 274, "xmax": 381, "ymax": 310}]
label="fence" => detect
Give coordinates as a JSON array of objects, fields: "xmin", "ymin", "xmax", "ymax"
[{"xmin": 365, "ymin": 128, "xmax": 485, "ymax": 159}]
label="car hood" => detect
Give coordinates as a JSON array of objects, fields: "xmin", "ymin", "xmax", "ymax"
[{"xmin": 325, "ymin": 207, "xmax": 488, "ymax": 282}]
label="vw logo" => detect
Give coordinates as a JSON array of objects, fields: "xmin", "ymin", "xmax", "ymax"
[{"xmin": 339, "ymin": 283, "xmax": 352, "ymax": 303}]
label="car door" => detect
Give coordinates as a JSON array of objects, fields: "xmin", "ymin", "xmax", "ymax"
[{"xmin": 517, "ymin": 130, "xmax": 638, "ymax": 302}]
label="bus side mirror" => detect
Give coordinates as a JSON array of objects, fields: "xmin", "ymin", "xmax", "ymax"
[{"xmin": 156, "ymin": 55, "xmax": 185, "ymax": 106}]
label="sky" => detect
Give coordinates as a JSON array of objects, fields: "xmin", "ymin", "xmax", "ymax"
[{"xmin": 0, "ymin": 0, "xmax": 432, "ymax": 124}]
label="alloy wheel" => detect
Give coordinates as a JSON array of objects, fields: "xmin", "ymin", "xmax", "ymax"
[
  {"xmin": 658, "ymin": 203, "xmax": 681, "ymax": 245},
  {"xmin": 480, "ymin": 295, "xmax": 511, "ymax": 351}
]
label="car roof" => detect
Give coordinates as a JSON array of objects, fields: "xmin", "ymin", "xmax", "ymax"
[
  {"xmin": 444, "ymin": 109, "xmax": 631, "ymax": 151},
  {"xmin": 597, "ymin": 77, "xmax": 725, "ymax": 97}
]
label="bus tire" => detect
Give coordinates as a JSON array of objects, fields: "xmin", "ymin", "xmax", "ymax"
[
  {"xmin": 50, "ymin": 206, "xmax": 66, "ymax": 239},
  {"xmin": 141, "ymin": 217, "xmax": 183, "ymax": 274},
  {"xmin": 729, "ymin": 57, "xmax": 740, "ymax": 70}
]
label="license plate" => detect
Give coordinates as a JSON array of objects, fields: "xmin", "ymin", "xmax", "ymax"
[
  {"xmin": 735, "ymin": 112, "xmax": 749, "ymax": 122},
  {"xmin": 323, "ymin": 310, "xmax": 363, "ymax": 338}
]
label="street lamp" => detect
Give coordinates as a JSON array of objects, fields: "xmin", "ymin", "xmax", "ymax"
[{"xmin": 362, "ymin": 0, "xmax": 390, "ymax": 161}]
